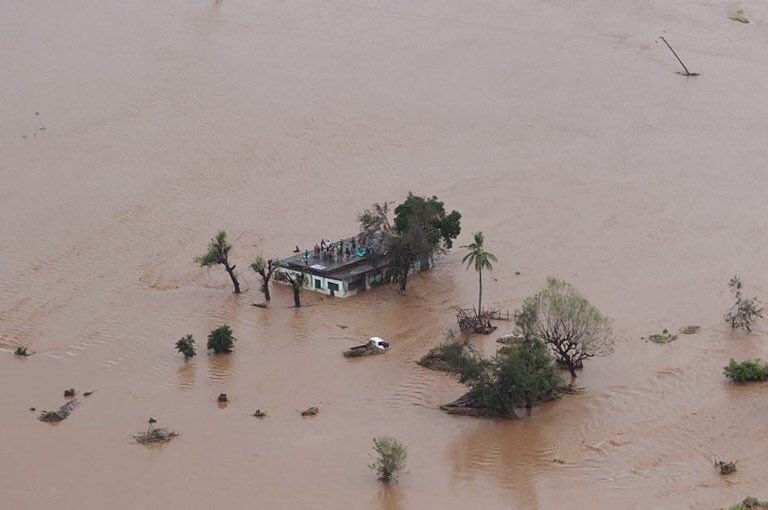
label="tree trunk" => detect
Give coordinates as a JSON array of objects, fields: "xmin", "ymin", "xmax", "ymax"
[
  {"xmin": 478, "ymin": 268, "xmax": 483, "ymax": 316},
  {"xmin": 568, "ymin": 363, "xmax": 577, "ymax": 380},
  {"xmin": 261, "ymin": 280, "xmax": 271, "ymax": 301},
  {"xmin": 293, "ymin": 288, "xmax": 301, "ymax": 308},
  {"xmin": 399, "ymin": 271, "xmax": 408, "ymax": 292},
  {"xmin": 225, "ymin": 263, "xmax": 241, "ymax": 294},
  {"xmin": 524, "ymin": 394, "xmax": 532, "ymax": 410}
]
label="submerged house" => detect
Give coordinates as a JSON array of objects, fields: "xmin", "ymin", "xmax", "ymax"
[{"xmin": 274, "ymin": 233, "xmax": 430, "ymax": 298}]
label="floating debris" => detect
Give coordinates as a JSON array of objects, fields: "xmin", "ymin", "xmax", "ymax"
[
  {"xmin": 133, "ymin": 419, "xmax": 179, "ymax": 445},
  {"xmin": 218, "ymin": 393, "xmax": 228, "ymax": 403},
  {"xmin": 39, "ymin": 400, "xmax": 79, "ymax": 423},
  {"xmin": 680, "ymin": 325, "xmax": 701, "ymax": 334},
  {"xmin": 14, "ymin": 347, "xmax": 30, "ymax": 357},
  {"xmin": 730, "ymin": 10, "xmax": 750, "ymax": 23},
  {"xmin": 83, "ymin": 391, "xmax": 94, "ymax": 397},
  {"xmin": 252, "ymin": 410, "xmax": 267, "ymax": 418},
  {"xmin": 64, "ymin": 388, "xmax": 76, "ymax": 398},
  {"xmin": 301, "ymin": 406, "xmax": 319, "ymax": 416},
  {"xmin": 645, "ymin": 329, "xmax": 678, "ymax": 344},
  {"xmin": 714, "ymin": 454, "xmax": 738, "ymax": 475}
]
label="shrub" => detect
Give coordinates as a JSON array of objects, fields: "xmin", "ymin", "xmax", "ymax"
[
  {"xmin": 207, "ymin": 325, "xmax": 235, "ymax": 353},
  {"xmin": 175, "ymin": 334, "xmax": 196, "ymax": 359},
  {"xmin": 730, "ymin": 497, "xmax": 768, "ymax": 510},
  {"xmin": 725, "ymin": 276, "xmax": 763, "ymax": 332},
  {"xmin": 417, "ymin": 330, "xmax": 477, "ymax": 373},
  {"xmin": 724, "ymin": 359, "xmax": 768, "ymax": 382},
  {"xmin": 370, "ymin": 436, "xmax": 407, "ymax": 483}
]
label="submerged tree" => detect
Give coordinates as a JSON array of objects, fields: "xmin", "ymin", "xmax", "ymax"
[
  {"xmin": 195, "ymin": 231, "xmax": 240, "ymax": 294},
  {"xmin": 527, "ymin": 278, "xmax": 613, "ymax": 379},
  {"xmin": 387, "ymin": 222, "xmax": 432, "ymax": 292},
  {"xmin": 283, "ymin": 271, "xmax": 307, "ymax": 307},
  {"xmin": 250, "ymin": 256, "xmax": 276, "ymax": 302},
  {"xmin": 393, "ymin": 193, "xmax": 461, "ymax": 249},
  {"xmin": 461, "ymin": 231, "xmax": 497, "ymax": 315},
  {"xmin": 207, "ymin": 325, "xmax": 236, "ymax": 353},
  {"xmin": 370, "ymin": 436, "xmax": 408, "ymax": 483},
  {"xmin": 357, "ymin": 201, "xmax": 395, "ymax": 239},
  {"xmin": 175, "ymin": 334, "xmax": 196, "ymax": 360},
  {"xmin": 456, "ymin": 337, "xmax": 561, "ymax": 416},
  {"xmin": 725, "ymin": 276, "xmax": 763, "ymax": 332}
]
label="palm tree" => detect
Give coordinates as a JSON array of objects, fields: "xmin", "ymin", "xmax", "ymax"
[{"xmin": 461, "ymin": 231, "xmax": 497, "ymax": 315}]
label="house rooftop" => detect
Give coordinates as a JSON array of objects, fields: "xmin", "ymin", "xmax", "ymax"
[{"xmin": 276, "ymin": 233, "xmax": 388, "ymax": 280}]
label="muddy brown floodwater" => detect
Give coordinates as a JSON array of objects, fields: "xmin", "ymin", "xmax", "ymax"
[{"xmin": 2, "ymin": 0, "xmax": 768, "ymax": 508}]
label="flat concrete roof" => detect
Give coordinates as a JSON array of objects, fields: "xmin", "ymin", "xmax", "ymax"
[{"xmin": 276, "ymin": 234, "xmax": 388, "ymax": 280}]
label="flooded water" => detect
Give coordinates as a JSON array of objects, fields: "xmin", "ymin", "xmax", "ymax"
[{"xmin": 2, "ymin": 0, "xmax": 768, "ymax": 508}]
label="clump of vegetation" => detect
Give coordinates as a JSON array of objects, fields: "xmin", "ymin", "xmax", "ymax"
[
  {"xmin": 14, "ymin": 347, "xmax": 30, "ymax": 357},
  {"xmin": 442, "ymin": 336, "xmax": 563, "ymax": 418},
  {"xmin": 723, "ymin": 359, "xmax": 768, "ymax": 383},
  {"xmin": 645, "ymin": 329, "xmax": 678, "ymax": 344},
  {"xmin": 133, "ymin": 418, "xmax": 179, "ymax": 445},
  {"xmin": 417, "ymin": 330, "xmax": 476, "ymax": 373},
  {"xmin": 175, "ymin": 334, "xmax": 196, "ymax": 360},
  {"xmin": 680, "ymin": 325, "xmax": 701, "ymax": 334},
  {"xmin": 358, "ymin": 194, "xmax": 461, "ymax": 292},
  {"xmin": 729, "ymin": 10, "xmax": 750, "ymax": 24},
  {"xmin": 39, "ymin": 401, "xmax": 78, "ymax": 423},
  {"xmin": 725, "ymin": 276, "xmax": 763, "ymax": 332},
  {"xmin": 207, "ymin": 325, "xmax": 235, "ymax": 353},
  {"xmin": 301, "ymin": 406, "xmax": 319, "ymax": 416},
  {"xmin": 520, "ymin": 279, "xmax": 614, "ymax": 379},
  {"xmin": 730, "ymin": 497, "xmax": 768, "ymax": 510},
  {"xmin": 195, "ymin": 230, "xmax": 241, "ymax": 294},
  {"xmin": 370, "ymin": 436, "xmax": 407, "ymax": 483},
  {"xmin": 64, "ymin": 388, "xmax": 76, "ymax": 398},
  {"xmin": 714, "ymin": 454, "xmax": 738, "ymax": 475}
]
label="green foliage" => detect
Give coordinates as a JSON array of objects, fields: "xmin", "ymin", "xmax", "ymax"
[
  {"xmin": 725, "ymin": 276, "xmax": 763, "ymax": 332},
  {"xmin": 459, "ymin": 337, "xmax": 562, "ymax": 417},
  {"xmin": 387, "ymin": 223, "xmax": 433, "ymax": 289},
  {"xmin": 723, "ymin": 359, "xmax": 768, "ymax": 383},
  {"xmin": 357, "ymin": 202, "xmax": 394, "ymax": 237},
  {"xmin": 370, "ymin": 436, "xmax": 407, "ymax": 483},
  {"xmin": 524, "ymin": 278, "xmax": 613, "ymax": 378},
  {"xmin": 195, "ymin": 231, "xmax": 231, "ymax": 267},
  {"xmin": 250, "ymin": 256, "xmax": 275, "ymax": 301},
  {"xmin": 418, "ymin": 330, "xmax": 478, "ymax": 373},
  {"xmin": 729, "ymin": 497, "xmax": 768, "ymax": 510},
  {"xmin": 207, "ymin": 325, "xmax": 236, "ymax": 353},
  {"xmin": 393, "ymin": 193, "xmax": 461, "ymax": 249},
  {"xmin": 175, "ymin": 334, "xmax": 196, "ymax": 360}
]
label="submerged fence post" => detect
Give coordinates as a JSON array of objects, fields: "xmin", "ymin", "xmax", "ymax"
[{"xmin": 659, "ymin": 36, "xmax": 698, "ymax": 76}]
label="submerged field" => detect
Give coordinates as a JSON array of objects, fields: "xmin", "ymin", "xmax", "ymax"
[{"xmin": 2, "ymin": 1, "xmax": 768, "ymax": 508}]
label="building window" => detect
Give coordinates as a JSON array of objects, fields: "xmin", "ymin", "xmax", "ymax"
[
  {"xmin": 348, "ymin": 278, "xmax": 363, "ymax": 290},
  {"xmin": 328, "ymin": 281, "xmax": 339, "ymax": 292},
  {"xmin": 314, "ymin": 279, "xmax": 322, "ymax": 289}
]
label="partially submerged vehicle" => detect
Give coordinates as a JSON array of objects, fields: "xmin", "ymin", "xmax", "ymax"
[{"xmin": 343, "ymin": 337, "xmax": 390, "ymax": 358}]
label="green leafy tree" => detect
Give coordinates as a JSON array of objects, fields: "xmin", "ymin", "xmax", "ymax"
[
  {"xmin": 195, "ymin": 231, "xmax": 240, "ymax": 294},
  {"xmin": 461, "ymin": 231, "xmax": 497, "ymax": 315},
  {"xmin": 357, "ymin": 201, "xmax": 394, "ymax": 238},
  {"xmin": 370, "ymin": 436, "xmax": 407, "ymax": 483},
  {"xmin": 175, "ymin": 334, "xmax": 196, "ymax": 360},
  {"xmin": 250, "ymin": 256, "xmax": 276, "ymax": 302},
  {"xmin": 387, "ymin": 222, "xmax": 432, "ymax": 292},
  {"xmin": 458, "ymin": 337, "xmax": 561, "ymax": 416},
  {"xmin": 393, "ymin": 193, "xmax": 461, "ymax": 249},
  {"xmin": 725, "ymin": 276, "xmax": 763, "ymax": 332},
  {"xmin": 207, "ymin": 325, "xmax": 236, "ymax": 353},
  {"xmin": 526, "ymin": 278, "xmax": 613, "ymax": 379}
]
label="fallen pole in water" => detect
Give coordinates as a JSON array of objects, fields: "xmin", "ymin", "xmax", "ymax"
[{"xmin": 659, "ymin": 36, "xmax": 699, "ymax": 76}]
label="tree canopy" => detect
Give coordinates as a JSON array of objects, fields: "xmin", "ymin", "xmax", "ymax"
[
  {"xmin": 393, "ymin": 193, "xmax": 461, "ymax": 250},
  {"xmin": 195, "ymin": 231, "xmax": 241, "ymax": 294}
]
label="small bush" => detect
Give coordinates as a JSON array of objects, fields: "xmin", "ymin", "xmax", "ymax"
[
  {"xmin": 725, "ymin": 276, "xmax": 763, "ymax": 332},
  {"xmin": 207, "ymin": 325, "xmax": 235, "ymax": 353},
  {"xmin": 370, "ymin": 436, "xmax": 407, "ymax": 483},
  {"xmin": 730, "ymin": 497, "xmax": 768, "ymax": 510},
  {"xmin": 175, "ymin": 334, "xmax": 196, "ymax": 359},
  {"xmin": 418, "ymin": 330, "xmax": 476, "ymax": 373},
  {"xmin": 724, "ymin": 359, "xmax": 768, "ymax": 383}
]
